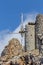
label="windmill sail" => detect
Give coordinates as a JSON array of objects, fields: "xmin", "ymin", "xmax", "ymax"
[{"xmin": 20, "ymin": 13, "xmax": 24, "ymax": 37}]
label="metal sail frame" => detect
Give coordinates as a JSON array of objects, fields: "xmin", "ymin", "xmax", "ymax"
[{"xmin": 19, "ymin": 13, "xmax": 27, "ymax": 52}]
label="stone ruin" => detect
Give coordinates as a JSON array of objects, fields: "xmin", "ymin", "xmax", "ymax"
[{"xmin": 0, "ymin": 14, "xmax": 43, "ymax": 65}]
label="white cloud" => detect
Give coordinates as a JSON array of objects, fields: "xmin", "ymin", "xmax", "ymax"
[{"xmin": 0, "ymin": 13, "xmax": 38, "ymax": 55}]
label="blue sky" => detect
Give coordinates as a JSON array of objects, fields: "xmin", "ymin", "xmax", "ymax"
[
  {"xmin": 0, "ymin": 0, "xmax": 43, "ymax": 31},
  {"xmin": 0, "ymin": 0, "xmax": 43, "ymax": 54}
]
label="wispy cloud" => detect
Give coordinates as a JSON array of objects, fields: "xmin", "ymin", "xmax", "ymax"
[{"xmin": 0, "ymin": 13, "xmax": 38, "ymax": 55}]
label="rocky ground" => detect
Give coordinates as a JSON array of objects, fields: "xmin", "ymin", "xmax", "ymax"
[{"xmin": 0, "ymin": 38, "xmax": 42, "ymax": 65}]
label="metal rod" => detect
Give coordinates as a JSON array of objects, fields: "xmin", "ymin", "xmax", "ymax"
[{"xmin": 24, "ymin": 31, "xmax": 27, "ymax": 52}]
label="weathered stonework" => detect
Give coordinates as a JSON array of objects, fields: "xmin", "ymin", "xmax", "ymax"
[
  {"xmin": 35, "ymin": 14, "xmax": 43, "ymax": 49},
  {"xmin": 25, "ymin": 22, "xmax": 35, "ymax": 51}
]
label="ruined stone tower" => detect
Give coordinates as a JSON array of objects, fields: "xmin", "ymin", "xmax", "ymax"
[
  {"xmin": 25, "ymin": 14, "xmax": 43, "ymax": 52},
  {"xmin": 35, "ymin": 14, "xmax": 43, "ymax": 52},
  {"xmin": 25, "ymin": 22, "xmax": 35, "ymax": 51}
]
